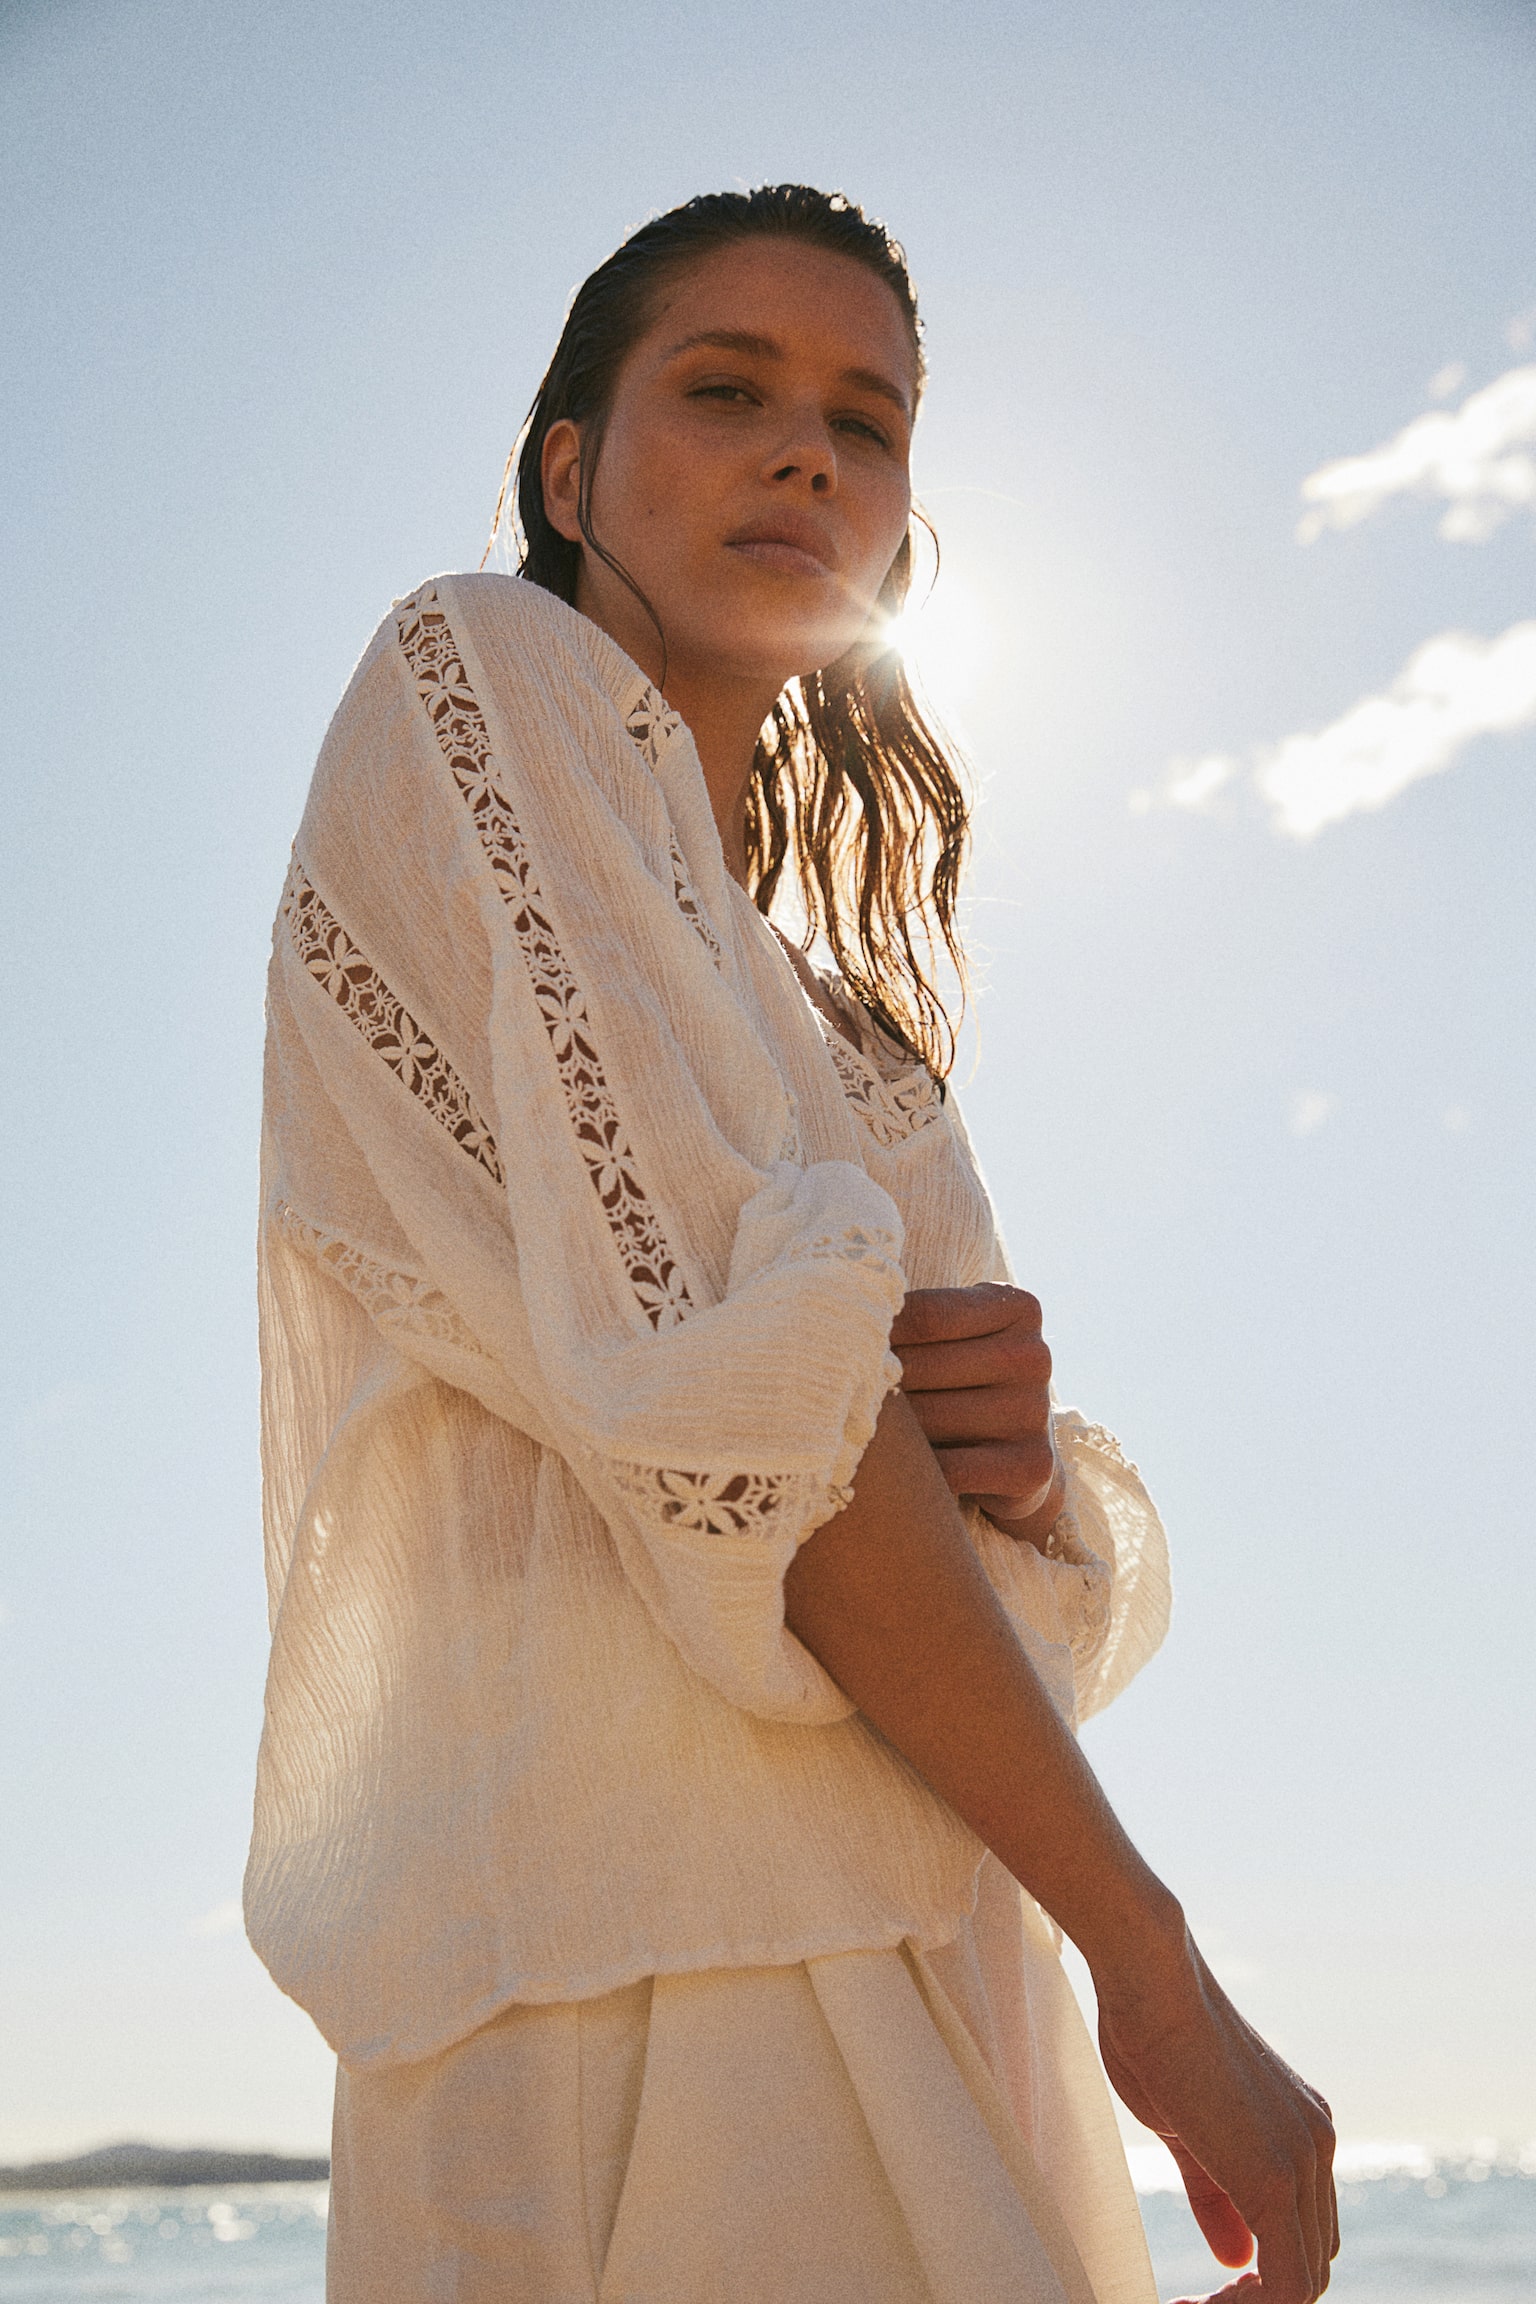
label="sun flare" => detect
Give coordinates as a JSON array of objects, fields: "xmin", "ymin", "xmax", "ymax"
[{"xmin": 885, "ymin": 573, "xmax": 988, "ymax": 719}]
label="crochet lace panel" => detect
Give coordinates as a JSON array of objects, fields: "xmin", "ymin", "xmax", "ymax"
[
  {"xmin": 667, "ymin": 831, "xmax": 723, "ymax": 961},
  {"xmin": 819, "ymin": 1019, "xmax": 944, "ymax": 1149},
  {"xmin": 622, "ymin": 684, "xmax": 683, "ymax": 771},
  {"xmin": 606, "ymin": 1461, "xmax": 842, "ymax": 1538},
  {"xmin": 606, "ymin": 1224, "xmax": 901, "ymax": 1538},
  {"xmin": 1042, "ymin": 1501, "xmax": 1114, "ymax": 1664},
  {"xmin": 1066, "ymin": 1422, "xmax": 1138, "ymax": 1477},
  {"xmin": 282, "ymin": 858, "xmax": 503, "ymax": 1185},
  {"xmin": 273, "ymin": 1203, "xmax": 487, "ymax": 1358},
  {"xmin": 770, "ymin": 1222, "xmax": 903, "ymax": 1275},
  {"xmin": 617, "ymin": 676, "xmax": 723, "ymax": 962},
  {"xmin": 396, "ymin": 586, "xmax": 693, "ymax": 1334}
]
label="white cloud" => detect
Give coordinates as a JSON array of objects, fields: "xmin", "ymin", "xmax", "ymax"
[
  {"xmin": 1143, "ymin": 622, "xmax": 1536, "ymax": 838},
  {"xmin": 1290, "ymin": 1090, "xmax": 1337, "ymax": 1137},
  {"xmin": 1255, "ymin": 622, "xmax": 1536, "ymax": 836},
  {"xmin": 1508, "ymin": 305, "xmax": 1536, "ymax": 354},
  {"xmin": 1131, "ymin": 753, "xmax": 1235, "ymax": 815},
  {"xmin": 1297, "ymin": 364, "xmax": 1536, "ymax": 544},
  {"xmin": 1428, "ymin": 362, "xmax": 1467, "ymax": 402}
]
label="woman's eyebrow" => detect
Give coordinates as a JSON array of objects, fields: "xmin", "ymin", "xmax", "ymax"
[{"xmin": 661, "ymin": 327, "xmax": 913, "ymax": 415}]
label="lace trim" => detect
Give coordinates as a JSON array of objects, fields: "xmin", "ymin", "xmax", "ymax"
[
  {"xmin": 282, "ymin": 858, "xmax": 503, "ymax": 1184},
  {"xmin": 396, "ymin": 587, "xmax": 693, "ymax": 1333},
  {"xmin": 667, "ymin": 831, "xmax": 723, "ymax": 961},
  {"xmin": 273, "ymin": 1203, "xmax": 487, "ymax": 1357},
  {"xmin": 607, "ymin": 1460, "xmax": 837, "ymax": 1538},
  {"xmin": 604, "ymin": 1222, "xmax": 900, "ymax": 1539},
  {"xmin": 619, "ymin": 679, "xmax": 722, "ymax": 962},
  {"xmin": 1065, "ymin": 1422, "xmax": 1141, "ymax": 1478},
  {"xmin": 820, "ymin": 1020, "xmax": 944, "ymax": 1149},
  {"xmin": 1042, "ymin": 1502, "xmax": 1115, "ymax": 1664},
  {"xmin": 623, "ymin": 684, "xmax": 683, "ymax": 771},
  {"xmin": 773, "ymin": 1223, "xmax": 903, "ymax": 1275}
]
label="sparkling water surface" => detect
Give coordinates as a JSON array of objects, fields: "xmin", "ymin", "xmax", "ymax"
[
  {"xmin": 0, "ymin": 2171, "xmax": 1531, "ymax": 2299},
  {"xmin": 1142, "ymin": 2167, "xmax": 1536, "ymax": 2301},
  {"xmin": 0, "ymin": 2188, "xmax": 328, "ymax": 2301}
]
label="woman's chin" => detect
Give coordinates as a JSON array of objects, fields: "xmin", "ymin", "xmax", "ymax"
[{"xmin": 674, "ymin": 615, "xmax": 871, "ymax": 697}]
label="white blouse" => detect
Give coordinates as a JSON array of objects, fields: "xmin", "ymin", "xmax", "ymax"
[{"xmin": 247, "ymin": 573, "xmax": 1170, "ymax": 2069}]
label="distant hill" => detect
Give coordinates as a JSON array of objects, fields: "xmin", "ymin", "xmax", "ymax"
[{"xmin": 0, "ymin": 2142, "xmax": 330, "ymax": 2191}]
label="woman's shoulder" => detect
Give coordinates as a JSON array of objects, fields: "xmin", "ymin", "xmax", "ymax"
[
  {"xmin": 341, "ymin": 569, "xmax": 651, "ymax": 733},
  {"xmin": 383, "ymin": 566, "xmax": 573, "ymax": 664}
]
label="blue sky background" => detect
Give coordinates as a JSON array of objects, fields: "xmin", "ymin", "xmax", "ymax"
[{"xmin": 2, "ymin": 0, "xmax": 1533, "ymax": 2160}]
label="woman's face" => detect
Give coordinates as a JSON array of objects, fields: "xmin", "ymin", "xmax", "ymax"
[{"xmin": 542, "ymin": 240, "xmax": 919, "ymax": 696}]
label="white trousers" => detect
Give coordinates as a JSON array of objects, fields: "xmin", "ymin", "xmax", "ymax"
[{"xmin": 328, "ymin": 1862, "xmax": 1157, "ymax": 2304}]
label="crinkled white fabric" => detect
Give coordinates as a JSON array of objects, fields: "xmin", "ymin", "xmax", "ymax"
[
  {"xmin": 329, "ymin": 1864, "xmax": 1157, "ymax": 2304},
  {"xmin": 248, "ymin": 573, "xmax": 1171, "ymax": 2068}
]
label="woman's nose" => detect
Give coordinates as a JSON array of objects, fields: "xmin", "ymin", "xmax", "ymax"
[{"xmin": 766, "ymin": 418, "xmax": 838, "ymax": 495}]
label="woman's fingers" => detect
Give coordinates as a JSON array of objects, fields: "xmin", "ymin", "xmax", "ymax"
[
  {"xmin": 1254, "ymin": 2060, "xmax": 1335, "ymax": 2291},
  {"xmin": 1311, "ymin": 2091, "xmax": 1340, "ymax": 2270},
  {"xmin": 929, "ymin": 1440, "xmax": 1058, "ymax": 1512},
  {"xmin": 893, "ymin": 1285, "xmax": 1056, "ymax": 1520},
  {"xmin": 908, "ymin": 1380, "xmax": 1051, "ymax": 1447},
  {"xmin": 889, "ymin": 1282, "xmax": 1041, "ymax": 1350},
  {"xmin": 1253, "ymin": 2198, "xmax": 1315, "ymax": 2302},
  {"xmin": 1098, "ymin": 1949, "xmax": 1336, "ymax": 2304},
  {"xmin": 1170, "ymin": 2277, "xmax": 1262, "ymax": 2302},
  {"xmin": 896, "ymin": 1322, "xmax": 1052, "ymax": 1390},
  {"xmin": 1167, "ymin": 2142, "xmax": 1254, "ymax": 2269}
]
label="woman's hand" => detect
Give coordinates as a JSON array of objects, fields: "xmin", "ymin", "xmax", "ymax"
[
  {"xmin": 786, "ymin": 1390, "xmax": 1337, "ymax": 2301},
  {"xmin": 1095, "ymin": 1927, "xmax": 1338, "ymax": 2301},
  {"xmin": 889, "ymin": 1283, "xmax": 1066, "ymax": 1548}
]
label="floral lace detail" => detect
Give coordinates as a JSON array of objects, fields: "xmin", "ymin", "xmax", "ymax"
[
  {"xmin": 607, "ymin": 1460, "xmax": 837, "ymax": 1538},
  {"xmin": 623, "ymin": 683, "xmax": 683, "ymax": 770},
  {"xmin": 667, "ymin": 831, "xmax": 722, "ymax": 961},
  {"xmin": 1065, "ymin": 1422, "xmax": 1140, "ymax": 1478},
  {"xmin": 1042, "ymin": 1501, "xmax": 1081, "ymax": 1562},
  {"xmin": 820, "ymin": 1020, "xmax": 944, "ymax": 1150},
  {"xmin": 618, "ymin": 679, "xmax": 719, "ymax": 959},
  {"xmin": 273, "ymin": 1202, "xmax": 487, "ymax": 1357},
  {"xmin": 282, "ymin": 857, "xmax": 503, "ymax": 1184},
  {"xmin": 777, "ymin": 1223, "xmax": 904, "ymax": 1273},
  {"xmin": 1041, "ymin": 1502, "xmax": 1114, "ymax": 1664},
  {"xmin": 605, "ymin": 1220, "xmax": 901, "ymax": 1539},
  {"xmin": 396, "ymin": 587, "xmax": 693, "ymax": 1333}
]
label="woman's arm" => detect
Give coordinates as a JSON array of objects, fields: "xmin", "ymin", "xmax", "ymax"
[{"xmin": 783, "ymin": 1387, "xmax": 1337, "ymax": 2304}]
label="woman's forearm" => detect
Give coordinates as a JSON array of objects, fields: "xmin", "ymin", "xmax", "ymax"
[{"xmin": 783, "ymin": 1387, "xmax": 1182, "ymax": 1988}]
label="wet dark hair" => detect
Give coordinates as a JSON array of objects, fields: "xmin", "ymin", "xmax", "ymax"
[{"xmin": 487, "ymin": 184, "xmax": 969, "ymax": 1074}]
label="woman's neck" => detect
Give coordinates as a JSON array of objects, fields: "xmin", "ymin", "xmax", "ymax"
[
  {"xmin": 572, "ymin": 570, "xmax": 779, "ymax": 888},
  {"xmin": 660, "ymin": 665, "xmax": 781, "ymax": 887}
]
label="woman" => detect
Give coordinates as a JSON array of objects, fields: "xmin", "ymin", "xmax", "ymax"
[{"xmin": 250, "ymin": 185, "xmax": 1336, "ymax": 2302}]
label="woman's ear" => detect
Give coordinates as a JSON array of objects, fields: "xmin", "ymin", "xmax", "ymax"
[{"xmin": 541, "ymin": 419, "xmax": 584, "ymax": 546}]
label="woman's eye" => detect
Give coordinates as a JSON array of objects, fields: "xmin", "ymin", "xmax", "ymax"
[
  {"xmin": 835, "ymin": 415, "xmax": 892, "ymax": 449},
  {"xmin": 689, "ymin": 383, "xmax": 756, "ymax": 406}
]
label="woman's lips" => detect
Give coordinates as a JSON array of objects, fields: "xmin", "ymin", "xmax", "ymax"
[{"xmin": 725, "ymin": 533, "xmax": 836, "ymax": 578}]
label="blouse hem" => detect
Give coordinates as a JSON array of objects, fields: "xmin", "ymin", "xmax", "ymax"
[{"xmin": 271, "ymin": 1897, "xmax": 989, "ymax": 2072}]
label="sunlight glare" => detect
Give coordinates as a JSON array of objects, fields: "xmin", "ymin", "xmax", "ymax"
[{"xmin": 885, "ymin": 573, "xmax": 989, "ymax": 721}]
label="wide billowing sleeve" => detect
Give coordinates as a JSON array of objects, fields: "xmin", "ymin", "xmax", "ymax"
[
  {"xmin": 261, "ymin": 576, "xmax": 906, "ymax": 1725},
  {"xmin": 1053, "ymin": 1411, "xmax": 1171, "ymax": 1720},
  {"xmin": 931, "ymin": 1097, "xmax": 1172, "ymax": 1729},
  {"xmin": 959, "ymin": 1414, "xmax": 1170, "ymax": 1732}
]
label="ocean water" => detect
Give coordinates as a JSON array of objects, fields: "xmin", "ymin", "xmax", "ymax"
[
  {"xmin": 0, "ymin": 2168, "xmax": 1532, "ymax": 2298},
  {"xmin": 1140, "ymin": 2166, "xmax": 1536, "ymax": 2300}
]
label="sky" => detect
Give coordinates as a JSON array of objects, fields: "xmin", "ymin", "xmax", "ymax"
[{"xmin": 2, "ymin": 0, "xmax": 1533, "ymax": 2163}]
